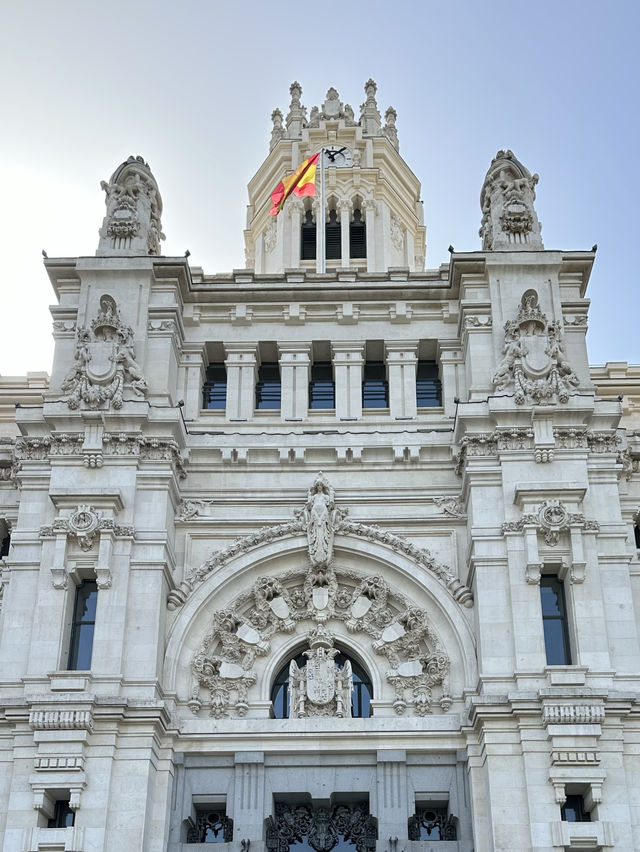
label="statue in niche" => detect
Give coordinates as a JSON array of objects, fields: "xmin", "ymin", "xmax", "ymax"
[
  {"xmin": 288, "ymin": 626, "xmax": 353, "ymax": 718},
  {"xmin": 296, "ymin": 472, "xmax": 346, "ymax": 567}
]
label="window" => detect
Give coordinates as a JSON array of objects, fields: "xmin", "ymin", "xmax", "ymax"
[
  {"xmin": 271, "ymin": 651, "xmax": 372, "ymax": 718},
  {"xmin": 416, "ymin": 360, "xmax": 442, "ymax": 407},
  {"xmin": 309, "ymin": 362, "xmax": 335, "ymax": 409},
  {"xmin": 634, "ymin": 523, "xmax": 640, "ymax": 549},
  {"xmin": 362, "ymin": 362, "xmax": 388, "ymax": 408},
  {"xmin": 256, "ymin": 363, "xmax": 281, "ymax": 410},
  {"xmin": 187, "ymin": 808, "xmax": 233, "ymax": 843},
  {"xmin": 203, "ymin": 363, "xmax": 227, "ymax": 410},
  {"xmin": 301, "ymin": 209, "xmax": 316, "ymax": 260},
  {"xmin": 0, "ymin": 531, "xmax": 9, "ymax": 558},
  {"xmin": 68, "ymin": 581, "xmax": 97, "ymax": 670},
  {"xmin": 48, "ymin": 800, "xmax": 75, "ymax": 828},
  {"xmin": 561, "ymin": 795, "xmax": 591, "ymax": 823},
  {"xmin": 325, "ymin": 208, "xmax": 341, "ymax": 260},
  {"xmin": 540, "ymin": 576, "xmax": 571, "ymax": 665},
  {"xmin": 349, "ymin": 208, "xmax": 366, "ymax": 258},
  {"xmin": 408, "ymin": 807, "xmax": 456, "ymax": 841}
]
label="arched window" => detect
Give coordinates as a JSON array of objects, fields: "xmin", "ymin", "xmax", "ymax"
[
  {"xmin": 301, "ymin": 209, "xmax": 316, "ymax": 260},
  {"xmin": 325, "ymin": 208, "xmax": 341, "ymax": 260},
  {"xmin": 350, "ymin": 208, "xmax": 366, "ymax": 258},
  {"xmin": 271, "ymin": 650, "xmax": 372, "ymax": 718}
]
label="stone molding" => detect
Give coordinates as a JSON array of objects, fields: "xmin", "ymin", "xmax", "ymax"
[{"xmin": 542, "ymin": 704, "xmax": 605, "ymax": 726}]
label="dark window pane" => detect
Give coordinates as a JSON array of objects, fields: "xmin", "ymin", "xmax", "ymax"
[
  {"xmin": 635, "ymin": 524, "xmax": 640, "ymax": 549},
  {"xmin": 416, "ymin": 360, "xmax": 442, "ymax": 407},
  {"xmin": 48, "ymin": 800, "xmax": 75, "ymax": 828},
  {"xmin": 309, "ymin": 362, "xmax": 335, "ymax": 409},
  {"xmin": 325, "ymin": 209, "xmax": 341, "ymax": 260},
  {"xmin": 0, "ymin": 532, "xmax": 10, "ymax": 557},
  {"xmin": 350, "ymin": 209, "xmax": 366, "ymax": 258},
  {"xmin": 540, "ymin": 577, "xmax": 571, "ymax": 665},
  {"xmin": 362, "ymin": 362, "xmax": 388, "ymax": 408},
  {"xmin": 561, "ymin": 795, "xmax": 590, "ymax": 823},
  {"xmin": 203, "ymin": 364, "xmax": 227, "ymax": 410},
  {"xmin": 301, "ymin": 210, "xmax": 316, "ymax": 260},
  {"xmin": 256, "ymin": 363, "xmax": 281, "ymax": 410},
  {"xmin": 68, "ymin": 582, "xmax": 97, "ymax": 670}
]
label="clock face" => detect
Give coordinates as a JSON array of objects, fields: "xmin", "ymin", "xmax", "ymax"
[{"xmin": 323, "ymin": 146, "xmax": 353, "ymax": 168}]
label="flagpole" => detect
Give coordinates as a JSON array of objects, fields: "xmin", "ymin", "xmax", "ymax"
[{"xmin": 319, "ymin": 148, "xmax": 325, "ymax": 274}]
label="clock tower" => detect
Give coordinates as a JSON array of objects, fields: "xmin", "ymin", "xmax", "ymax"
[{"xmin": 244, "ymin": 80, "xmax": 427, "ymax": 274}]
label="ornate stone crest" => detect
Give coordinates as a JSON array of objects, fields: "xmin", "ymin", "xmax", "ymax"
[
  {"xmin": 493, "ymin": 290, "xmax": 579, "ymax": 404},
  {"xmin": 97, "ymin": 155, "xmax": 165, "ymax": 255},
  {"xmin": 288, "ymin": 626, "xmax": 353, "ymax": 718},
  {"xmin": 61, "ymin": 295, "xmax": 148, "ymax": 410},
  {"xmin": 479, "ymin": 149, "xmax": 542, "ymax": 250}
]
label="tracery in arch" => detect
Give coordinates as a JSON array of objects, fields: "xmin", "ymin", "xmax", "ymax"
[{"xmin": 188, "ymin": 558, "xmax": 451, "ymax": 721}]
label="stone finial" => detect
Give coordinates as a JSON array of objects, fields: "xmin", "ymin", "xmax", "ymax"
[
  {"xmin": 97, "ymin": 156, "xmax": 164, "ymax": 256},
  {"xmin": 286, "ymin": 80, "xmax": 307, "ymax": 138},
  {"xmin": 383, "ymin": 106, "xmax": 399, "ymax": 150},
  {"xmin": 360, "ymin": 78, "xmax": 381, "ymax": 135},
  {"xmin": 270, "ymin": 108, "xmax": 286, "ymax": 150},
  {"xmin": 479, "ymin": 149, "xmax": 543, "ymax": 250}
]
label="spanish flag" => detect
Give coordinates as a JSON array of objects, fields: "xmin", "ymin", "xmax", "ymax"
[{"xmin": 269, "ymin": 152, "xmax": 320, "ymax": 216}]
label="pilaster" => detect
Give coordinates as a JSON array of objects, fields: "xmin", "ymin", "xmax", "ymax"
[
  {"xmin": 385, "ymin": 342, "xmax": 418, "ymax": 420},
  {"xmin": 278, "ymin": 342, "xmax": 311, "ymax": 421},
  {"xmin": 225, "ymin": 343, "xmax": 258, "ymax": 421},
  {"xmin": 331, "ymin": 342, "xmax": 365, "ymax": 421}
]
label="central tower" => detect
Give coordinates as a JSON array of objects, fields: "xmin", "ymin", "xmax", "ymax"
[{"xmin": 244, "ymin": 80, "xmax": 426, "ymax": 274}]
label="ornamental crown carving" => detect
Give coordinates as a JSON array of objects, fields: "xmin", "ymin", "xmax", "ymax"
[
  {"xmin": 61, "ymin": 294, "xmax": 148, "ymax": 410},
  {"xmin": 493, "ymin": 290, "xmax": 579, "ymax": 405},
  {"xmin": 97, "ymin": 155, "xmax": 165, "ymax": 256},
  {"xmin": 479, "ymin": 149, "xmax": 542, "ymax": 250}
]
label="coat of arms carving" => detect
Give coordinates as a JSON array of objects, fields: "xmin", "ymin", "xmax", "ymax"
[
  {"xmin": 493, "ymin": 289, "xmax": 579, "ymax": 405},
  {"xmin": 288, "ymin": 626, "xmax": 353, "ymax": 718},
  {"xmin": 62, "ymin": 294, "xmax": 148, "ymax": 410}
]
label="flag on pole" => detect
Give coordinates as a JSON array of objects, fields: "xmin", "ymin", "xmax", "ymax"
[{"xmin": 269, "ymin": 152, "xmax": 320, "ymax": 216}]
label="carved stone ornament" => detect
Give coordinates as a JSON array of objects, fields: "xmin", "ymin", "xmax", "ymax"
[
  {"xmin": 267, "ymin": 802, "xmax": 377, "ymax": 852},
  {"xmin": 492, "ymin": 290, "xmax": 579, "ymax": 405},
  {"xmin": 61, "ymin": 295, "xmax": 148, "ymax": 410},
  {"xmin": 289, "ymin": 625, "xmax": 353, "ymax": 718},
  {"xmin": 479, "ymin": 149, "xmax": 543, "ymax": 250},
  {"xmin": 433, "ymin": 495, "xmax": 465, "ymax": 518},
  {"xmin": 40, "ymin": 505, "xmax": 134, "ymax": 551},
  {"xmin": 390, "ymin": 212, "xmax": 404, "ymax": 250},
  {"xmin": 189, "ymin": 565, "xmax": 451, "ymax": 719},
  {"xmin": 171, "ymin": 473, "xmax": 472, "ymax": 610},
  {"xmin": 501, "ymin": 499, "xmax": 599, "ymax": 546},
  {"xmin": 264, "ymin": 217, "xmax": 277, "ymax": 254},
  {"xmin": 97, "ymin": 155, "xmax": 165, "ymax": 255}
]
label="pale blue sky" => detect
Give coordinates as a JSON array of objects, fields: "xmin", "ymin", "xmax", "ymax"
[{"xmin": 1, "ymin": 0, "xmax": 638, "ymax": 373}]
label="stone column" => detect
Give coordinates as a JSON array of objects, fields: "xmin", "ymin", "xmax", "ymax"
[
  {"xmin": 278, "ymin": 342, "xmax": 311, "ymax": 420},
  {"xmin": 363, "ymin": 199, "xmax": 376, "ymax": 272},
  {"xmin": 332, "ymin": 342, "xmax": 365, "ymax": 421},
  {"xmin": 288, "ymin": 198, "xmax": 304, "ymax": 269},
  {"xmin": 338, "ymin": 199, "xmax": 352, "ymax": 267},
  {"xmin": 181, "ymin": 342, "xmax": 207, "ymax": 420},
  {"xmin": 232, "ymin": 752, "xmax": 265, "ymax": 843},
  {"xmin": 385, "ymin": 342, "xmax": 418, "ymax": 419},
  {"xmin": 224, "ymin": 343, "xmax": 258, "ymax": 421}
]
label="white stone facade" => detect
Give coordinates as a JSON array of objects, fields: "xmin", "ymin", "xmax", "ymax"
[{"xmin": 0, "ymin": 82, "xmax": 639, "ymax": 852}]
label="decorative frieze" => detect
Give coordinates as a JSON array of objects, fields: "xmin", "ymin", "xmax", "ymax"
[{"xmin": 34, "ymin": 755, "xmax": 85, "ymax": 771}]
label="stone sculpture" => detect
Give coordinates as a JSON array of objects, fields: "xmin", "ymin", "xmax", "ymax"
[
  {"xmin": 288, "ymin": 626, "xmax": 353, "ymax": 718},
  {"xmin": 61, "ymin": 294, "xmax": 148, "ymax": 410},
  {"xmin": 479, "ymin": 149, "xmax": 542, "ymax": 250}
]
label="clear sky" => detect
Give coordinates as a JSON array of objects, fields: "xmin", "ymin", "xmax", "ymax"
[{"xmin": 1, "ymin": 0, "xmax": 638, "ymax": 374}]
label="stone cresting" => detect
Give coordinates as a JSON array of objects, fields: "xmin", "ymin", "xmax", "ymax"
[
  {"xmin": 188, "ymin": 562, "xmax": 451, "ymax": 720},
  {"xmin": 61, "ymin": 295, "xmax": 148, "ymax": 410},
  {"xmin": 168, "ymin": 473, "xmax": 473, "ymax": 610},
  {"xmin": 493, "ymin": 290, "xmax": 579, "ymax": 405}
]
